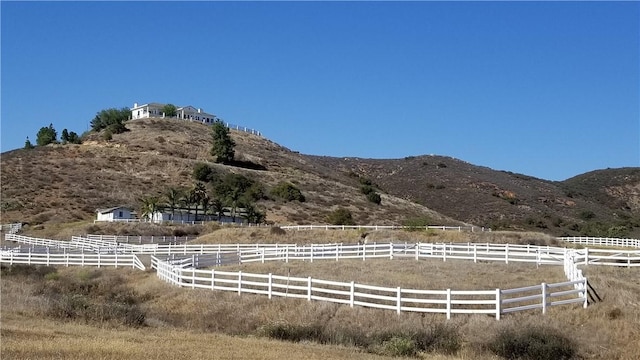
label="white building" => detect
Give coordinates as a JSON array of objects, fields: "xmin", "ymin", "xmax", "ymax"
[
  {"xmin": 131, "ymin": 102, "xmax": 218, "ymax": 124},
  {"xmin": 149, "ymin": 210, "xmax": 240, "ymax": 224},
  {"xmin": 96, "ymin": 206, "xmax": 134, "ymax": 222}
]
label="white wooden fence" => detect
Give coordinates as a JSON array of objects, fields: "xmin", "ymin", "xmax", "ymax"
[
  {"xmin": 0, "ymin": 223, "xmax": 22, "ymax": 234},
  {"xmin": 85, "ymin": 234, "xmax": 192, "ymax": 244},
  {"xmin": 280, "ymin": 225, "xmax": 490, "ymax": 232},
  {"xmin": 7, "ymin": 234, "xmax": 640, "ymax": 267},
  {"xmin": 559, "ymin": 236, "xmax": 640, "ymax": 249},
  {"xmin": 152, "ymin": 253, "xmax": 586, "ymax": 320},
  {"xmin": 0, "ymin": 250, "xmax": 145, "ymax": 270}
]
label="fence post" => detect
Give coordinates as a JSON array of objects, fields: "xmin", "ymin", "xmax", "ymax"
[
  {"xmin": 541, "ymin": 283, "xmax": 547, "ymax": 314},
  {"xmin": 268, "ymin": 273, "xmax": 273, "ymax": 299},
  {"xmin": 495, "ymin": 289, "xmax": 501, "ymax": 320},
  {"xmin": 446, "ymin": 289, "xmax": 452, "ymax": 319},
  {"xmin": 584, "ymin": 248, "xmax": 589, "ymax": 266},
  {"xmin": 261, "ymin": 249, "xmax": 265, "ymax": 263},
  {"xmin": 505, "ymin": 244, "xmax": 509, "ymax": 264},
  {"xmin": 307, "ymin": 277, "xmax": 312, "ymax": 301},
  {"xmin": 350, "ymin": 281, "xmax": 355, "ymax": 307},
  {"xmin": 389, "ymin": 242, "xmax": 393, "ymax": 260},
  {"xmin": 473, "ymin": 243, "xmax": 477, "ymax": 263},
  {"xmin": 238, "ymin": 271, "xmax": 242, "ymax": 295},
  {"xmin": 211, "ymin": 269, "xmax": 215, "ymax": 290},
  {"xmin": 442, "ymin": 244, "xmax": 446, "ymax": 262},
  {"xmin": 310, "ymin": 245, "xmax": 314, "ymax": 263},
  {"xmin": 583, "ymin": 278, "xmax": 588, "ymax": 308},
  {"xmin": 415, "ymin": 244, "xmax": 419, "ymax": 260},
  {"xmin": 397, "ymin": 287, "xmax": 402, "ymax": 314},
  {"xmin": 192, "ymin": 268, "xmax": 196, "ymax": 289}
]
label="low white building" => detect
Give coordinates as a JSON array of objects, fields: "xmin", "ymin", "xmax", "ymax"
[
  {"xmin": 150, "ymin": 210, "xmax": 239, "ymax": 224},
  {"xmin": 96, "ymin": 206, "xmax": 134, "ymax": 222},
  {"xmin": 131, "ymin": 102, "xmax": 218, "ymax": 124}
]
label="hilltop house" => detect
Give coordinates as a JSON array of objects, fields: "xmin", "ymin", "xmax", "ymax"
[{"xmin": 131, "ymin": 102, "xmax": 218, "ymax": 124}]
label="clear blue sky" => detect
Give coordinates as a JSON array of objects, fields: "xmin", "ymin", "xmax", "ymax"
[{"xmin": 2, "ymin": 1, "xmax": 638, "ymax": 181}]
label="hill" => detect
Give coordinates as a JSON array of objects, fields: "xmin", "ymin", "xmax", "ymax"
[{"xmin": 1, "ymin": 117, "xmax": 639, "ymax": 236}]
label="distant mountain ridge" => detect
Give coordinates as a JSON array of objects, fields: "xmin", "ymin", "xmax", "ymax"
[{"xmin": 1, "ymin": 117, "xmax": 638, "ymax": 237}]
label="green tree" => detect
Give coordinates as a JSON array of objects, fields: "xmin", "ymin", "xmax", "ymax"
[
  {"xmin": 36, "ymin": 123, "xmax": 57, "ymax": 146},
  {"xmin": 162, "ymin": 104, "xmax": 177, "ymax": 117},
  {"xmin": 271, "ymin": 182, "xmax": 305, "ymax": 202},
  {"xmin": 193, "ymin": 163, "xmax": 216, "ymax": 183},
  {"xmin": 91, "ymin": 107, "xmax": 130, "ymax": 133},
  {"xmin": 139, "ymin": 196, "xmax": 160, "ymax": 222},
  {"xmin": 61, "ymin": 129, "xmax": 70, "ymax": 144},
  {"xmin": 165, "ymin": 187, "xmax": 183, "ymax": 221},
  {"xmin": 326, "ymin": 208, "xmax": 355, "ymax": 225},
  {"xmin": 210, "ymin": 198, "xmax": 225, "ymax": 221},
  {"xmin": 243, "ymin": 203, "xmax": 265, "ymax": 224},
  {"xmin": 189, "ymin": 182, "xmax": 207, "ymax": 221},
  {"xmin": 24, "ymin": 137, "xmax": 34, "ymax": 149},
  {"xmin": 67, "ymin": 131, "xmax": 81, "ymax": 144},
  {"xmin": 210, "ymin": 120, "xmax": 235, "ymax": 164}
]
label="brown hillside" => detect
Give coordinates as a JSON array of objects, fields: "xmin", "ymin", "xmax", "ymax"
[
  {"xmin": 0, "ymin": 118, "xmax": 451, "ymax": 227},
  {"xmin": 2, "ymin": 117, "xmax": 639, "ymax": 236},
  {"xmin": 308, "ymin": 156, "xmax": 640, "ymax": 236}
]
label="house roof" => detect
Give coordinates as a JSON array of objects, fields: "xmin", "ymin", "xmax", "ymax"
[{"xmin": 96, "ymin": 206, "xmax": 132, "ymax": 214}]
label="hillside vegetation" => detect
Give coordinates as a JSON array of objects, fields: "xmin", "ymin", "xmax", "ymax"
[{"xmin": 2, "ymin": 117, "xmax": 639, "ymax": 237}]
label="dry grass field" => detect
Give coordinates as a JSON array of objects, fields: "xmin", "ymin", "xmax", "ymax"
[{"xmin": 2, "ymin": 228, "xmax": 639, "ymax": 359}]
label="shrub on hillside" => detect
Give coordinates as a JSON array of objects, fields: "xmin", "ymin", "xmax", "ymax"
[
  {"xmin": 271, "ymin": 182, "xmax": 305, "ymax": 202},
  {"xmin": 366, "ymin": 192, "xmax": 382, "ymax": 205},
  {"xmin": 488, "ymin": 326, "xmax": 576, "ymax": 360},
  {"xmin": 326, "ymin": 208, "xmax": 355, "ymax": 225},
  {"xmin": 193, "ymin": 162, "xmax": 217, "ymax": 183},
  {"xmin": 36, "ymin": 269, "xmax": 146, "ymax": 327}
]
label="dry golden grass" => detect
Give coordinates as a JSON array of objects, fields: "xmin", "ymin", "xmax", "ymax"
[
  {"xmin": 0, "ymin": 313, "xmax": 404, "ymax": 360},
  {"xmin": 1, "ymin": 229, "xmax": 639, "ymax": 359}
]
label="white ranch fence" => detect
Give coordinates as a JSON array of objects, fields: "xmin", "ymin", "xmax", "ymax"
[
  {"xmin": 0, "ymin": 250, "xmax": 145, "ymax": 270},
  {"xmin": 559, "ymin": 236, "xmax": 640, "ymax": 249},
  {"xmin": 151, "ymin": 244, "xmax": 588, "ymax": 320},
  {"xmin": 6, "ymin": 232, "xmax": 640, "ymax": 319},
  {"xmin": 0, "ymin": 223, "xmax": 22, "ymax": 234},
  {"xmin": 280, "ymin": 225, "xmax": 490, "ymax": 232}
]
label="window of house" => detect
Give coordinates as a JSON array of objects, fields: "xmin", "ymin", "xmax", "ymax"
[{"xmin": 118, "ymin": 211, "xmax": 123, "ymax": 218}]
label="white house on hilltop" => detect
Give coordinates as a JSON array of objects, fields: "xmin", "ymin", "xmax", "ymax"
[{"xmin": 131, "ymin": 102, "xmax": 218, "ymax": 124}]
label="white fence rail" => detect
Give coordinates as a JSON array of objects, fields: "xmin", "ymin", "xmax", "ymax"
[
  {"xmin": 0, "ymin": 223, "xmax": 22, "ymax": 234},
  {"xmin": 85, "ymin": 234, "xmax": 192, "ymax": 244},
  {"xmin": 0, "ymin": 250, "xmax": 145, "ymax": 270},
  {"xmin": 559, "ymin": 236, "xmax": 640, "ymax": 249},
  {"xmin": 280, "ymin": 225, "xmax": 490, "ymax": 232},
  {"xmin": 4, "ymin": 234, "xmax": 85, "ymax": 250},
  {"xmin": 152, "ymin": 255, "xmax": 586, "ymax": 319}
]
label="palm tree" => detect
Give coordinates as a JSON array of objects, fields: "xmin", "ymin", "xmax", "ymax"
[
  {"xmin": 227, "ymin": 188, "xmax": 243, "ymax": 223},
  {"xmin": 165, "ymin": 187, "xmax": 182, "ymax": 221},
  {"xmin": 210, "ymin": 198, "xmax": 225, "ymax": 221},
  {"xmin": 243, "ymin": 203, "xmax": 265, "ymax": 225},
  {"xmin": 179, "ymin": 193, "xmax": 195, "ymax": 222},
  {"xmin": 200, "ymin": 193, "xmax": 211, "ymax": 222},
  {"xmin": 139, "ymin": 196, "xmax": 160, "ymax": 223},
  {"xmin": 189, "ymin": 182, "xmax": 207, "ymax": 222}
]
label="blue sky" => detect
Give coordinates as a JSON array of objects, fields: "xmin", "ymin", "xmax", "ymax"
[{"xmin": 1, "ymin": 1, "xmax": 638, "ymax": 181}]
